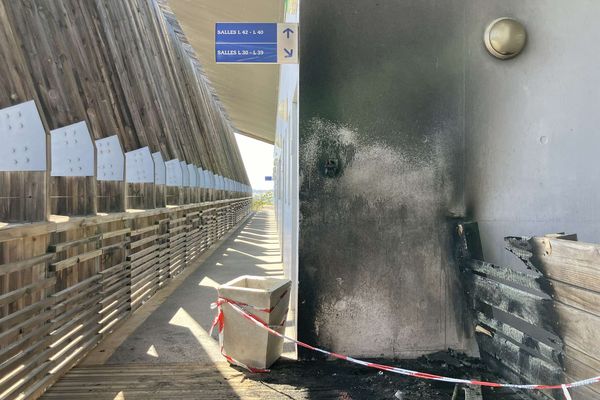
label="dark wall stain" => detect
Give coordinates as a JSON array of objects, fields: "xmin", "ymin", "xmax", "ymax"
[{"xmin": 298, "ymin": 0, "xmax": 471, "ymax": 358}]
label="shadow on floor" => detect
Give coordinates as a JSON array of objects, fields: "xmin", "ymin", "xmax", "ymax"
[{"xmin": 105, "ymin": 209, "xmax": 289, "ymax": 365}]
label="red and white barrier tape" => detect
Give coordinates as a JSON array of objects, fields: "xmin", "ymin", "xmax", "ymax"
[
  {"xmin": 211, "ymin": 297, "xmax": 600, "ymax": 399},
  {"xmin": 562, "ymin": 384, "xmax": 573, "ymax": 400}
]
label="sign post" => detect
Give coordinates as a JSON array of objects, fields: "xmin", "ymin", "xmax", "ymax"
[{"xmin": 215, "ymin": 22, "xmax": 298, "ymax": 64}]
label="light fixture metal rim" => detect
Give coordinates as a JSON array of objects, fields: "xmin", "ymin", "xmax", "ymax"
[{"xmin": 484, "ymin": 17, "xmax": 527, "ymax": 60}]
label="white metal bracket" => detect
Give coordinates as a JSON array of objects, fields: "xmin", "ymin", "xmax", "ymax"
[
  {"xmin": 197, "ymin": 167, "xmax": 205, "ymax": 188},
  {"xmin": 0, "ymin": 100, "xmax": 47, "ymax": 171},
  {"xmin": 187, "ymin": 164, "xmax": 197, "ymax": 187},
  {"xmin": 96, "ymin": 135, "xmax": 124, "ymax": 181},
  {"xmin": 180, "ymin": 161, "xmax": 190, "ymax": 187},
  {"xmin": 165, "ymin": 159, "xmax": 183, "ymax": 187},
  {"xmin": 152, "ymin": 152, "xmax": 166, "ymax": 185},
  {"xmin": 50, "ymin": 121, "xmax": 94, "ymax": 177},
  {"xmin": 125, "ymin": 146, "xmax": 154, "ymax": 183}
]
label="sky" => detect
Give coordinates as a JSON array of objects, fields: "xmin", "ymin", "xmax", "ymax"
[{"xmin": 234, "ymin": 133, "xmax": 274, "ymax": 191}]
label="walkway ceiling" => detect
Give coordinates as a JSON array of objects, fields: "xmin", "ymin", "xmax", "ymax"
[{"xmin": 168, "ymin": 0, "xmax": 283, "ymax": 144}]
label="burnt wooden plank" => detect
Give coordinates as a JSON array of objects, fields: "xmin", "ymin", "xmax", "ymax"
[
  {"xmin": 469, "ymin": 274, "xmax": 558, "ymax": 337},
  {"xmin": 475, "ymin": 312, "xmax": 563, "ymax": 366},
  {"xmin": 467, "ymin": 259, "xmax": 548, "ymax": 293},
  {"xmin": 480, "ymin": 350, "xmax": 558, "ymax": 400}
]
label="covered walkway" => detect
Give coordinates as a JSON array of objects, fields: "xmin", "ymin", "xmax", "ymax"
[
  {"xmin": 40, "ymin": 207, "xmax": 302, "ymax": 399},
  {"xmin": 36, "ymin": 207, "xmax": 513, "ymax": 400}
]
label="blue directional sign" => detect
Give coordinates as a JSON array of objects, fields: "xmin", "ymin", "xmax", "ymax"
[
  {"xmin": 216, "ymin": 22, "xmax": 298, "ymax": 64},
  {"xmin": 265, "ymin": 176, "xmax": 273, "ymax": 181},
  {"xmin": 216, "ymin": 23, "xmax": 277, "ymax": 43},
  {"xmin": 216, "ymin": 43, "xmax": 277, "ymax": 63}
]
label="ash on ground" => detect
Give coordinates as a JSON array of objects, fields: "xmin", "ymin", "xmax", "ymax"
[{"xmin": 239, "ymin": 350, "xmax": 527, "ymax": 399}]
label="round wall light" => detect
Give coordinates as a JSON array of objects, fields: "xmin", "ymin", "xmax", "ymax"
[{"xmin": 484, "ymin": 17, "xmax": 527, "ymax": 59}]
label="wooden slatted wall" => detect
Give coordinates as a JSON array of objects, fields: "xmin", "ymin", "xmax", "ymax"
[{"xmin": 0, "ymin": 0, "xmax": 249, "ymax": 221}]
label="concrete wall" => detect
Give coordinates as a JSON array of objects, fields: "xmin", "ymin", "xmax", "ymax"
[
  {"xmin": 298, "ymin": 0, "xmax": 471, "ymax": 358},
  {"xmin": 464, "ymin": 0, "xmax": 600, "ymax": 268}
]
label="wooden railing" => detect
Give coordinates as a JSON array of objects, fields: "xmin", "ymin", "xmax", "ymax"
[{"xmin": 0, "ymin": 198, "xmax": 251, "ymax": 400}]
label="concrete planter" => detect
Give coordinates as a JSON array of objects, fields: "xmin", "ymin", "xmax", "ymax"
[{"xmin": 219, "ymin": 275, "xmax": 291, "ymax": 369}]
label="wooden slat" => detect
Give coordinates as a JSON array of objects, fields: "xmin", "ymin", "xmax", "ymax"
[
  {"xmin": 169, "ymin": 231, "xmax": 187, "ymax": 242},
  {"xmin": 0, "ymin": 322, "xmax": 54, "ymax": 372},
  {"xmin": 467, "ymin": 259, "xmax": 547, "ymax": 292},
  {"xmin": 130, "ymin": 225, "xmax": 158, "ymax": 237},
  {"xmin": 99, "ymin": 286, "xmax": 130, "ymax": 309},
  {"xmin": 100, "ymin": 228, "xmax": 131, "ymax": 240},
  {"xmin": 474, "ymin": 311, "xmax": 562, "ymax": 365},
  {"xmin": 99, "ymin": 261, "xmax": 129, "ymax": 276},
  {"xmin": 550, "ymin": 279, "xmax": 600, "ymax": 317},
  {"xmin": 51, "ymin": 295, "xmax": 101, "ymax": 329},
  {"xmin": 48, "ymin": 235, "xmax": 101, "ymax": 253},
  {"xmin": 0, "ymin": 309, "xmax": 53, "ymax": 347},
  {"xmin": 100, "ymin": 269, "xmax": 130, "ymax": 290},
  {"xmin": 0, "ymin": 298, "xmax": 54, "ymax": 329},
  {"xmin": 52, "ymin": 275, "xmax": 101, "ymax": 302},
  {"xmin": 101, "ymin": 240, "xmax": 128, "ymax": 253},
  {"xmin": 0, "ymin": 276, "xmax": 56, "ymax": 307},
  {"xmin": 128, "ymin": 235, "xmax": 158, "ymax": 250},
  {"xmin": 127, "ymin": 245, "xmax": 159, "ymax": 262},
  {"xmin": 0, "ymin": 253, "xmax": 55, "ymax": 275},
  {"xmin": 480, "ymin": 350, "xmax": 557, "ymax": 400},
  {"xmin": 555, "ymin": 303, "xmax": 600, "ymax": 363},
  {"xmin": 169, "ymin": 217, "xmax": 187, "ymax": 225},
  {"xmin": 168, "ymin": 225, "xmax": 188, "ymax": 234},
  {"xmin": 50, "ymin": 249, "xmax": 103, "ymax": 272},
  {"xmin": 469, "ymin": 274, "xmax": 558, "ymax": 336},
  {"xmin": 529, "ymin": 237, "xmax": 600, "ymax": 292}
]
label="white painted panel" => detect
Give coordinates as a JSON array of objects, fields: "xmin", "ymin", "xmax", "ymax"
[
  {"xmin": 197, "ymin": 167, "xmax": 204, "ymax": 188},
  {"xmin": 125, "ymin": 147, "xmax": 154, "ymax": 183},
  {"xmin": 187, "ymin": 164, "xmax": 197, "ymax": 187},
  {"xmin": 152, "ymin": 152, "xmax": 166, "ymax": 185},
  {"xmin": 96, "ymin": 135, "xmax": 124, "ymax": 181},
  {"xmin": 204, "ymin": 170, "xmax": 212, "ymax": 189},
  {"xmin": 180, "ymin": 161, "xmax": 189, "ymax": 187},
  {"xmin": 165, "ymin": 159, "xmax": 183, "ymax": 187},
  {"xmin": 0, "ymin": 100, "xmax": 47, "ymax": 171},
  {"xmin": 50, "ymin": 121, "xmax": 94, "ymax": 177}
]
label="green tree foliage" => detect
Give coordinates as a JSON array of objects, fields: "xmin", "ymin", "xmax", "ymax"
[{"xmin": 252, "ymin": 191, "xmax": 273, "ymax": 210}]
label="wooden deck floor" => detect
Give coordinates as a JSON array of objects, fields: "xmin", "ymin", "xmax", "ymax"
[{"xmin": 41, "ymin": 363, "xmax": 317, "ymax": 400}]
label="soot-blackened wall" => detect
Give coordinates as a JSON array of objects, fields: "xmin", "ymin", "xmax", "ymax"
[{"xmin": 298, "ymin": 0, "xmax": 471, "ymax": 358}]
